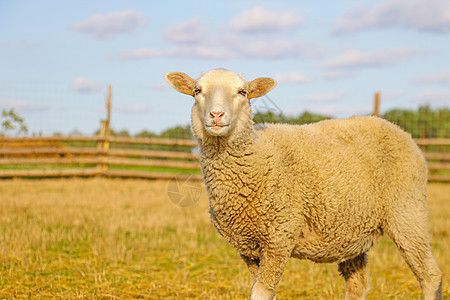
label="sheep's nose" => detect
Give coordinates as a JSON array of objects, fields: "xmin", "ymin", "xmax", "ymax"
[
  {"xmin": 209, "ymin": 112, "xmax": 225, "ymax": 119},
  {"xmin": 209, "ymin": 112, "xmax": 225, "ymax": 125}
]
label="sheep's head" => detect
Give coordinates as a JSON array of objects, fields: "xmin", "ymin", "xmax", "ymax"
[{"xmin": 165, "ymin": 69, "xmax": 276, "ymax": 140}]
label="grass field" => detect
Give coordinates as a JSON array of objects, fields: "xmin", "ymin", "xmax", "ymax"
[{"xmin": 0, "ymin": 178, "xmax": 448, "ymax": 299}]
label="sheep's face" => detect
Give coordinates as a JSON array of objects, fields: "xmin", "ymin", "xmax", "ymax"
[{"xmin": 165, "ymin": 69, "xmax": 276, "ymax": 139}]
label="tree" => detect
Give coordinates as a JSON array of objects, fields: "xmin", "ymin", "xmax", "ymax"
[
  {"xmin": 382, "ymin": 106, "xmax": 450, "ymax": 138},
  {"xmin": 135, "ymin": 130, "xmax": 158, "ymax": 138},
  {"xmin": 115, "ymin": 129, "xmax": 130, "ymax": 137},
  {"xmin": 253, "ymin": 111, "xmax": 332, "ymax": 126},
  {"xmin": 159, "ymin": 125, "xmax": 194, "ymax": 152},
  {"xmin": 0, "ymin": 109, "xmax": 28, "ymax": 136},
  {"xmin": 160, "ymin": 125, "xmax": 193, "ymax": 140}
]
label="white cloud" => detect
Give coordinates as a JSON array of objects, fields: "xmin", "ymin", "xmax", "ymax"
[
  {"xmin": 317, "ymin": 48, "xmax": 423, "ymax": 70},
  {"xmin": 117, "ymin": 38, "xmax": 325, "ymax": 61},
  {"xmin": 70, "ymin": 77, "xmax": 103, "ymax": 93},
  {"xmin": 412, "ymin": 71, "xmax": 450, "ymax": 85},
  {"xmin": 274, "ymin": 72, "xmax": 310, "ymax": 84},
  {"xmin": 229, "ymin": 6, "xmax": 303, "ymax": 34},
  {"xmin": 333, "ymin": 0, "xmax": 450, "ymax": 35},
  {"xmin": 233, "ymin": 38, "xmax": 324, "ymax": 59},
  {"xmin": 70, "ymin": 10, "xmax": 149, "ymax": 39},
  {"xmin": 300, "ymin": 91, "xmax": 347, "ymax": 103},
  {"xmin": 164, "ymin": 17, "xmax": 208, "ymax": 44},
  {"xmin": 115, "ymin": 8, "xmax": 322, "ymax": 61},
  {"xmin": 411, "ymin": 90, "xmax": 450, "ymax": 104},
  {"xmin": 117, "ymin": 44, "xmax": 235, "ymax": 60},
  {"xmin": 116, "ymin": 103, "xmax": 150, "ymax": 114},
  {"xmin": 0, "ymin": 99, "xmax": 50, "ymax": 112}
]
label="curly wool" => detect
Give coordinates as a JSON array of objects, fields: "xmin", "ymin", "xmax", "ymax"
[
  {"xmin": 202, "ymin": 115, "xmax": 424, "ymax": 263},
  {"xmin": 165, "ymin": 69, "xmax": 442, "ymax": 300}
]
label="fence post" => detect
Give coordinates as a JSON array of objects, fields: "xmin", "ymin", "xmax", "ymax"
[
  {"xmin": 96, "ymin": 120, "xmax": 106, "ymax": 172},
  {"xmin": 105, "ymin": 85, "xmax": 112, "ymax": 137},
  {"xmin": 96, "ymin": 85, "xmax": 112, "ymax": 174},
  {"xmin": 374, "ymin": 92, "xmax": 380, "ymax": 117},
  {"xmin": 104, "ymin": 84, "xmax": 112, "ymax": 154}
]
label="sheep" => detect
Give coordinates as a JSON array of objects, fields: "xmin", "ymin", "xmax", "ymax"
[{"xmin": 164, "ymin": 69, "xmax": 443, "ymax": 300}]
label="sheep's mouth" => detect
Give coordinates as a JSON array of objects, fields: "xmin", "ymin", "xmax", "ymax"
[
  {"xmin": 206, "ymin": 124, "xmax": 230, "ymax": 129},
  {"xmin": 205, "ymin": 124, "xmax": 230, "ymax": 136}
]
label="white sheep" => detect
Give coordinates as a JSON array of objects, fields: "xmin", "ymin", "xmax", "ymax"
[{"xmin": 165, "ymin": 69, "xmax": 443, "ymax": 300}]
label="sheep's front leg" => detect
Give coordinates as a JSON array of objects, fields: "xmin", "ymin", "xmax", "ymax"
[
  {"xmin": 241, "ymin": 255, "xmax": 260, "ymax": 281},
  {"xmin": 250, "ymin": 250, "xmax": 290, "ymax": 300},
  {"xmin": 338, "ymin": 253, "xmax": 370, "ymax": 300}
]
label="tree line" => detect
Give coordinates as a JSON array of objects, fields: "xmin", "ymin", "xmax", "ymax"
[
  {"xmin": 1, "ymin": 106, "xmax": 449, "ymax": 139},
  {"xmin": 104, "ymin": 105, "xmax": 449, "ymax": 139},
  {"xmin": 251, "ymin": 106, "xmax": 449, "ymax": 139}
]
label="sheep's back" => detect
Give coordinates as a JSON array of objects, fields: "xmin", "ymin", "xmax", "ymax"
[
  {"xmin": 253, "ymin": 116, "xmax": 427, "ymax": 252},
  {"xmin": 255, "ymin": 116, "xmax": 425, "ymax": 189}
]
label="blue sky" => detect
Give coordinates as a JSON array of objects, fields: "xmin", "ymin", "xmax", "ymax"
[{"xmin": 1, "ymin": 0, "xmax": 449, "ymax": 135}]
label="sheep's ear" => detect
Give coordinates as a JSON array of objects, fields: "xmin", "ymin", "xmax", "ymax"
[
  {"xmin": 247, "ymin": 78, "xmax": 277, "ymax": 99},
  {"xmin": 165, "ymin": 72, "xmax": 195, "ymax": 96}
]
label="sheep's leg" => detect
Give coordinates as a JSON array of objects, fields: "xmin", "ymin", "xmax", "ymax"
[
  {"xmin": 389, "ymin": 234, "xmax": 442, "ymax": 300},
  {"xmin": 240, "ymin": 255, "xmax": 259, "ymax": 281},
  {"xmin": 386, "ymin": 216, "xmax": 443, "ymax": 300},
  {"xmin": 250, "ymin": 249, "xmax": 290, "ymax": 300},
  {"xmin": 338, "ymin": 253, "xmax": 370, "ymax": 300}
]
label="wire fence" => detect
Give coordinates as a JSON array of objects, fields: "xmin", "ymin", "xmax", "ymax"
[
  {"xmin": 251, "ymin": 95, "xmax": 450, "ymax": 139},
  {"xmin": 0, "ymin": 81, "xmax": 449, "ymax": 140},
  {"xmin": 1, "ymin": 82, "xmax": 449, "ymax": 181}
]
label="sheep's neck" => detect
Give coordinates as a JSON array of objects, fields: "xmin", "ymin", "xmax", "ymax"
[
  {"xmin": 199, "ymin": 127, "xmax": 262, "ymax": 207},
  {"xmin": 200, "ymin": 130, "xmax": 255, "ymax": 160},
  {"xmin": 199, "ymin": 127, "xmax": 264, "ymax": 253}
]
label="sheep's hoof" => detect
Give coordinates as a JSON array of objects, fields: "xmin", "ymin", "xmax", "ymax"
[{"xmin": 251, "ymin": 282, "xmax": 275, "ymax": 300}]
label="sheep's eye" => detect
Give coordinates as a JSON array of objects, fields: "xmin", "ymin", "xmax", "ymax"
[
  {"xmin": 238, "ymin": 89, "xmax": 247, "ymax": 96},
  {"xmin": 193, "ymin": 88, "xmax": 201, "ymax": 96}
]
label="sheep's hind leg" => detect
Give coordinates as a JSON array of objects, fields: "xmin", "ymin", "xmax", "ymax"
[
  {"xmin": 338, "ymin": 253, "xmax": 370, "ymax": 300},
  {"xmin": 386, "ymin": 217, "xmax": 443, "ymax": 300}
]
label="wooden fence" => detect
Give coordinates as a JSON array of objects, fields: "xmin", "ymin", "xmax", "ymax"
[
  {"xmin": 0, "ymin": 136, "xmax": 202, "ymax": 181},
  {"xmin": 414, "ymin": 138, "xmax": 450, "ymax": 182},
  {"xmin": 0, "ymin": 136, "xmax": 449, "ymax": 182}
]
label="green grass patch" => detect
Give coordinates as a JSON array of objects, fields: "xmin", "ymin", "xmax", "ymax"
[
  {"xmin": 0, "ymin": 164, "xmax": 93, "ymax": 170},
  {"xmin": 109, "ymin": 164, "xmax": 201, "ymax": 174},
  {"xmin": 0, "ymin": 164, "xmax": 202, "ymax": 175}
]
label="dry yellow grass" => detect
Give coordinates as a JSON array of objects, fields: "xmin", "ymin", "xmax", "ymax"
[{"xmin": 0, "ymin": 178, "xmax": 448, "ymax": 299}]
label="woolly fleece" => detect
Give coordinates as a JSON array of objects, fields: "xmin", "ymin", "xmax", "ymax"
[{"xmin": 165, "ymin": 69, "xmax": 442, "ymax": 300}]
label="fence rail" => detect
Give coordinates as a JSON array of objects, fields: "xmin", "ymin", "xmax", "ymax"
[
  {"xmin": 0, "ymin": 135, "xmax": 202, "ymax": 181},
  {"xmin": 0, "ymin": 136, "xmax": 449, "ymax": 182},
  {"xmin": 0, "ymin": 147, "xmax": 198, "ymax": 159},
  {"xmin": 0, "ymin": 136, "xmax": 199, "ymax": 146}
]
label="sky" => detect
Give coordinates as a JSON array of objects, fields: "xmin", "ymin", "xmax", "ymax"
[{"xmin": 0, "ymin": 0, "xmax": 450, "ymax": 136}]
